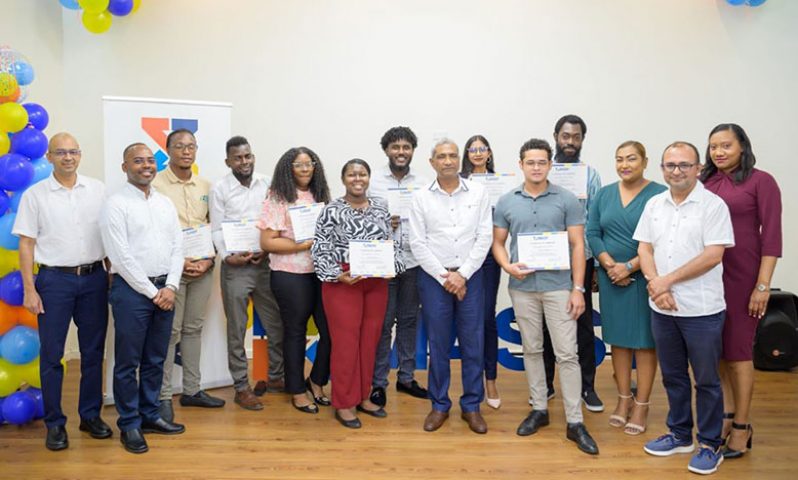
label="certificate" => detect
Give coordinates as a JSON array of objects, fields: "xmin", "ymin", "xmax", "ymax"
[
  {"xmin": 222, "ymin": 219, "xmax": 261, "ymax": 253},
  {"xmin": 549, "ymin": 163, "xmax": 588, "ymax": 199},
  {"xmin": 349, "ymin": 239, "xmax": 396, "ymax": 278},
  {"xmin": 517, "ymin": 231, "xmax": 570, "ymax": 270},
  {"xmin": 288, "ymin": 202, "xmax": 325, "ymax": 242},
  {"xmin": 386, "ymin": 188, "xmax": 417, "ymax": 219},
  {"xmin": 182, "ymin": 224, "xmax": 215, "ymax": 260},
  {"xmin": 470, "ymin": 173, "xmax": 518, "ymax": 207}
]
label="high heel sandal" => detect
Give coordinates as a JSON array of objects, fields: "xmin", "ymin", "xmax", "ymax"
[
  {"xmin": 305, "ymin": 378, "xmax": 331, "ymax": 406},
  {"xmin": 608, "ymin": 393, "xmax": 633, "ymax": 428},
  {"xmin": 623, "ymin": 397, "xmax": 650, "ymax": 435},
  {"xmin": 721, "ymin": 412, "xmax": 735, "ymax": 445},
  {"xmin": 722, "ymin": 422, "xmax": 753, "ymax": 459}
]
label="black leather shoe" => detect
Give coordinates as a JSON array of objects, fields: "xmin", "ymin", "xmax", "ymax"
[
  {"xmin": 396, "ymin": 380, "xmax": 428, "ymax": 399},
  {"xmin": 120, "ymin": 428, "xmax": 148, "ymax": 454},
  {"xmin": 45, "ymin": 425, "xmax": 69, "ymax": 451},
  {"xmin": 141, "ymin": 418, "xmax": 186, "ymax": 435},
  {"xmin": 179, "ymin": 390, "xmax": 225, "ymax": 408},
  {"xmin": 567, "ymin": 422, "xmax": 599, "ymax": 455},
  {"xmin": 369, "ymin": 386, "xmax": 386, "ymax": 407},
  {"xmin": 305, "ymin": 378, "xmax": 331, "ymax": 406},
  {"xmin": 159, "ymin": 399, "xmax": 174, "ymax": 423},
  {"xmin": 335, "ymin": 410, "xmax": 361, "ymax": 429},
  {"xmin": 516, "ymin": 410, "xmax": 550, "ymax": 436},
  {"xmin": 79, "ymin": 417, "xmax": 113, "ymax": 439},
  {"xmin": 356, "ymin": 404, "xmax": 388, "ymax": 418}
]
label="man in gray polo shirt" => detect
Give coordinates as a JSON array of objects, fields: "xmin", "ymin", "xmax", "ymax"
[{"xmin": 492, "ymin": 138, "xmax": 598, "ymax": 455}]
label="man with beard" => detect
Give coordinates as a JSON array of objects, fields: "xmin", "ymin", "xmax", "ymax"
[
  {"xmin": 542, "ymin": 115, "xmax": 604, "ymax": 412},
  {"xmin": 209, "ymin": 136, "xmax": 284, "ymax": 410},
  {"xmin": 367, "ymin": 126, "xmax": 429, "ymax": 407}
]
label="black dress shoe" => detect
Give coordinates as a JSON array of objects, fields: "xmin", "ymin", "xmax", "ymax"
[
  {"xmin": 567, "ymin": 422, "xmax": 599, "ymax": 455},
  {"xmin": 79, "ymin": 417, "xmax": 113, "ymax": 439},
  {"xmin": 120, "ymin": 428, "xmax": 148, "ymax": 454},
  {"xmin": 396, "ymin": 380, "xmax": 428, "ymax": 399},
  {"xmin": 305, "ymin": 378, "xmax": 331, "ymax": 406},
  {"xmin": 141, "ymin": 418, "xmax": 186, "ymax": 435},
  {"xmin": 291, "ymin": 399, "xmax": 319, "ymax": 414},
  {"xmin": 356, "ymin": 405, "xmax": 388, "ymax": 418},
  {"xmin": 159, "ymin": 399, "xmax": 174, "ymax": 423},
  {"xmin": 517, "ymin": 410, "xmax": 550, "ymax": 436},
  {"xmin": 45, "ymin": 425, "xmax": 69, "ymax": 451},
  {"xmin": 370, "ymin": 386, "xmax": 386, "ymax": 407},
  {"xmin": 335, "ymin": 410, "xmax": 362, "ymax": 429},
  {"xmin": 179, "ymin": 390, "xmax": 226, "ymax": 408}
]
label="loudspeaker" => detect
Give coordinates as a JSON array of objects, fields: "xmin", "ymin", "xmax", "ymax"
[{"xmin": 753, "ymin": 290, "xmax": 798, "ymax": 371}]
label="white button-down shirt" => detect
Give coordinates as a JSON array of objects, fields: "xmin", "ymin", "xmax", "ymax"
[
  {"xmin": 100, "ymin": 183, "xmax": 184, "ymax": 299},
  {"xmin": 12, "ymin": 174, "xmax": 106, "ymax": 266},
  {"xmin": 209, "ymin": 172, "xmax": 271, "ymax": 259},
  {"xmin": 633, "ymin": 182, "xmax": 734, "ymax": 317},
  {"xmin": 408, "ymin": 177, "xmax": 493, "ymax": 285},
  {"xmin": 368, "ymin": 164, "xmax": 429, "ymax": 269}
]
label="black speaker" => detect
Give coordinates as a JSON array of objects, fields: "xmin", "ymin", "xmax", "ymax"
[{"xmin": 753, "ymin": 290, "xmax": 798, "ymax": 371}]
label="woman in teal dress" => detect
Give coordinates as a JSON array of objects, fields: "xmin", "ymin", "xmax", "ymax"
[{"xmin": 587, "ymin": 141, "xmax": 666, "ymax": 436}]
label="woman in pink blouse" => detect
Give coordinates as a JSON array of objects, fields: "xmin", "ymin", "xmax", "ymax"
[
  {"xmin": 258, "ymin": 147, "xmax": 332, "ymax": 414},
  {"xmin": 701, "ymin": 124, "xmax": 782, "ymax": 459}
]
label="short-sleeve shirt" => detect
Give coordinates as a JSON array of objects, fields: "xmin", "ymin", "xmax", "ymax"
[
  {"xmin": 151, "ymin": 166, "xmax": 211, "ymax": 228},
  {"xmin": 256, "ymin": 189, "xmax": 316, "ymax": 274},
  {"xmin": 493, "ymin": 182, "xmax": 584, "ymax": 292}
]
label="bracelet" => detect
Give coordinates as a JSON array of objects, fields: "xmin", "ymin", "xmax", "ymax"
[{"xmin": 573, "ymin": 285, "xmax": 586, "ymax": 293}]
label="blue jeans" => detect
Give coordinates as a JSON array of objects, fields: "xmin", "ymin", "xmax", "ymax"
[
  {"xmin": 373, "ymin": 266, "xmax": 420, "ymax": 388},
  {"xmin": 418, "ymin": 268, "xmax": 484, "ymax": 413},
  {"xmin": 36, "ymin": 266, "xmax": 108, "ymax": 428},
  {"xmin": 651, "ymin": 310, "xmax": 725, "ymax": 449},
  {"xmin": 482, "ymin": 252, "xmax": 501, "ymax": 380},
  {"xmin": 110, "ymin": 275, "xmax": 174, "ymax": 432}
]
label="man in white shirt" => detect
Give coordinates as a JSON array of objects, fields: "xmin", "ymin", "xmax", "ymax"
[
  {"xmin": 100, "ymin": 143, "xmax": 186, "ymax": 454},
  {"xmin": 13, "ymin": 132, "xmax": 111, "ymax": 451},
  {"xmin": 209, "ymin": 136, "xmax": 283, "ymax": 410},
  {"xmin": 367, "ymin": 126, "xmax": 429, "ymax": 406},
  {"xmin": 409, "ymin": 139, "xmax": 492, "ymax": 434},
  {"xmin": 634, "ymin": 141, "xmax": 734, "ymax": 475}
]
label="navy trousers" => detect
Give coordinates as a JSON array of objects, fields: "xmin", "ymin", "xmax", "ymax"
[
  {"xmin": 36, "ymin": 267, "xmax": 108, "ymax": 428},
  {"xmin": 481, "ymin": 253, "xmax": 501, "ymax": 380},
  {"xmin": 109, "ymin": 275, "xmax": 174, "ymax": 432},
  {"xmin": 418, "ymin": 268, "xmax": 484, "ymax": 413}
]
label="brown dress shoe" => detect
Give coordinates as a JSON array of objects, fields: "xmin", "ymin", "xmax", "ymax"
[
  {"xmin": 234, "ymin": 388, "xmax": 264, "ymax": 411},
  {"xmin": 423, "ymin": 410, "xmax": 449, "ymax": 432},
  {"xmin": 461, "ymin": 411, "xmax": 488, "ymax": 434}
]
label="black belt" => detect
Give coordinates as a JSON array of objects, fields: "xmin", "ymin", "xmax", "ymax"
[
  {"xmin": 148, "ymin": 274, "xmax": 168, "ymax": 284},
  {"xmin": 444, "ymin": 267, "xmax": 460, "ymax": 272},
  {"xmin": 39, "ymin": 261, "xmax": 103, "ymax": 276}
]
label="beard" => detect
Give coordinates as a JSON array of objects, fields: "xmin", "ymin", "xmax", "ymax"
[{"xmin": 555, "ymin": 144, "xmax": 581, "ymax": 163}]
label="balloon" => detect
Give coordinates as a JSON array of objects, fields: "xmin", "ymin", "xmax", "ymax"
[
  {"xmin": 1, "ymin": 390, "xmax": 36, "ymax": 424},
  {"xmin": 79, "ymin": 0, "xmax": 110, "ymax": 13},
  {"xmin": 10, "ymin": 128, "xmax": 48, "ymax": 159},
  {"xmin": 0, "ymin": 103, "xmax": 29, "ymax": 133},
  {"xmin": 0, "ymin": 73, "xmax": 18, "ymax": 100},
  {"xmin": 0, "ymin": 271, "xmax": 24, "ymax": 306},
  {"xmin": 0, "ymin": 247, "xmax": 20, "ymax": 277},
  {"xmin": 82, "ymin": 9, "xmax": 114, "ymax": 34},
  {"xmin": 747, "ymin": 0, "xmax": 767, "ymax": 5},
  {"xmin": 108, "ymin": 0, "xmax": 134, "ymax": 16},
  {"xmin": 29, "ymin": 157, "xmax": 54, "ymax": 185},
  {"xmin": 0, "ymin": 154, "xmax": 34, "ymax": 192},
  {"xmin": 0, "ymin": 326, "xmax": 40, "ymax": 364},
  {"xmin": 11, "ymin": 62, "xmax": 34, "ymax": 87},
  {"xmin": 131, "ymin": 0, "xmax": 141, "ymax": 14},
  {"xmin": 0, "ymin": 190, "xmax": 8, "ymax": 215},
  {"xmin": 0, "ymin": 133, "xmax": 8, "ymax": 155},
  {"xmin": 0, "ymin": 303, "xmax": 16, "ymax": 335},
  {"xmin": 0, "ymin": 358, "xmax": 21, "ymax": 396},
  {"xmin": 25, "ymin": 387, "xmax": 44, "ymax": 419},
  {"xmin": 0, "ymin": 397, "xmax": 4, "ymax": 423},
  {"xmin": 22, "ymin": 104, "xmax": 48, "ymax": 131},
  {"xmin": 18, "ymin": 357, "xmax": 41, "ymax": 389},
  {"xmin": 59, "ymin": 0, "xmax": 82, "ymax": 9},
  {"xmin": 15, "ymin": 306, "xmax": 38, "ymax": 330},
  {"xmin": 726, "ymin": 0, "xmax": 746, "ymax": 4},
  {"xmin": 0, "ymin": 214, "xmax": 19, "ymax": 250}
]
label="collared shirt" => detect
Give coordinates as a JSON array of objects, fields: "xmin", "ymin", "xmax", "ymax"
[
  {"xmin": 311, "ymin": 197, "xmax": 405, "ymax": 282},
  {"xmin": 368, "ymin": 164, "xmax": 429, "ymax": 269},
  {"xmin": 209, "ymin": 172, "xmax": 271, "ymax": 259},
  {"xmin": 408, "ymin": 177, "xmax": 492, "ymax": 285},
  {"xmin": 151, "ymin": 165, "xmax": 211, "ymax": 228},
  {"xmin": 633, "ymin": 182, "xmax": 734, "ymax": 317},
  {"xmin": 100, "ymin": 183, "xmax": 184, "ymax": 299},
  {"xmin": 494, "ymin": 182, "xmax": 585, "ymax": 292},
  {"xmin": 553, "ymin": 159, "xmax": 601, "ymax": 259},
  {"xmin": 12, "ymin": 174, "xmax": 106, "ymax": 266},
  {"xmin": 256, "ymin": 189, "xmax": 317, "ymax": 274}
]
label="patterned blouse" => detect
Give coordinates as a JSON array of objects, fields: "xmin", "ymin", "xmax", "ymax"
[
  {"xmin": 311, "ymin": 197, "xmax": 405, "ymax": 282},
  {"xmin": 256, "ymin": 189, "xmax": 317, "ymax": 274}
]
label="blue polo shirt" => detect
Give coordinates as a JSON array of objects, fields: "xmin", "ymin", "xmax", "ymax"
[{"xmin": 493, "ymin": 182, "xmax": 584, "ymax": 292}]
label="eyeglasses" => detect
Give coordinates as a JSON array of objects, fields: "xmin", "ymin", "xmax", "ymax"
[
  {"xmin": 467, "ymin": 147, "xmax": 489, "ymax": 154},
  {"xmin": 171, "ymin": 143, "xmax": 198, "ymax": 152},
  {"xmin": 49, "ymin": 149, "xmax": 82, "ymax": 157},
  {"xmin": 661, "ymin": 163, "xmax": 697, "ymax": 173},
  {"xmin": 292, "ymin": 161, "xmax": 316, "ymax": 169}
]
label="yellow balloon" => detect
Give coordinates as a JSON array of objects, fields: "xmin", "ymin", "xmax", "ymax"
[
  {"xmin": 0, "ymin": 133, "xmax": 9, "ymax": 155},
  {"xmin": 0, "ymin": 358, "xmax": 23, "ymax": 396},
  {"xmin": 0, "ymin": 247, "xmax": 20, "ymax": 276},
  {"xmin": 0, "ymin": 102, "xmax": 29, "ymax": 133},
  {"xmin": 131, "ymin": 0, "xmax": 141, "ymax": 14},
  {"xmin": 79, "ymin": 0, "xmax": 109, "ymax": 14},
  {"xmin": 18, "ymin": 356, "xmax": 41, "ymax": 389},
  {"xmin": 82, "ymin": 9, "xmax": 113, "ymax": 34},
  {"xmin": 0, "ymin": 72, "xmax": 18, "ymax": 97}
]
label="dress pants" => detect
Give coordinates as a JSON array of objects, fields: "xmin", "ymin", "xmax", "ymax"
[
  {"xmin": 651, "ymin": 310, "xmax": 725, "ymax": 449},
  {"xmin": 110, "ymin": 275, "xmax": 174, "ymax": 432},
  {"xmin": 322, "ymin": 278, "xmax": 388, "ymax": 409},
  {"xmin": 481, "ymin": 252, "xmax": 501, "ymax": 381},
  {"xmin": 35, "ymin": 267, "xmax": 108, "ymax": 428},
  {"xmin": 417, "ymin": 269, "xmax": 484, "ymax": 413},
  {"xmin": 269, "ymin": 270, "xmax": 330, "ymax": 395}
]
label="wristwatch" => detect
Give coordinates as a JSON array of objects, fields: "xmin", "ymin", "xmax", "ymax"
[
  {"xmin": 756, "ymin": 283, "xmax": 768, "ymax": 292},
  {"xmin": 573, "ymin": 285, "xmax": 586, "ymax": 293},
  {"xmin": 625, "ymin": 261, "xmax": 633, "ymax": 271}
]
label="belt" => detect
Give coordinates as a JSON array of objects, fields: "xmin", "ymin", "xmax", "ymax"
[
  {"xmin": 39, "ymin": 261, "xmax": 103, "ymax": 276},
  {"xmin": 444, "ymin": 267, "xmax": 460, "ymax": 272},
  {"xmin": 148, "ymin": 274, "xmax": 168, "ymax": 284}
]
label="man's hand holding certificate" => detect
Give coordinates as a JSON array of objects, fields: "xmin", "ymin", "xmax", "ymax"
[
  {"xmin": 517, "ymin": 231, "xmax": 570, "ymax": 270},
  {"xmin": 349, "ymin": 239, "xmax": 396, "ymax": 278},
  {"xmin": 288, "ymin": 202, "xmax": 325, "ymax": 242}
]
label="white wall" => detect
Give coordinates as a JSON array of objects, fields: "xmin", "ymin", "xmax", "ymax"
[{"xmin": 3, "ymin": 0, "xmax": 797, "ymax": 356}]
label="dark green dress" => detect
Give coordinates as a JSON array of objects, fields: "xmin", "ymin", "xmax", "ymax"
[{"xmin": 587, "ymin": 181, "xmax": 666, "ymax": 349}]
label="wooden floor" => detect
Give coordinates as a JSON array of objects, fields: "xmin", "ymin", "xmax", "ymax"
[{"xmin": 2, "ymin": 360, "xmax": 796, "ymax": 480}]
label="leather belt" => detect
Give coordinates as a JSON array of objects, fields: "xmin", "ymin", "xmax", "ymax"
[
  {"xmin": 39, "ymin": 261, "xmax": 103, "ymax": 276},
  {"xmin": 444, "ymin": 267, "xmax": 460, "ymax": 272},
  {"xmin": 148, "ymin": 274, "xmax": 168, "ymax": 284}
]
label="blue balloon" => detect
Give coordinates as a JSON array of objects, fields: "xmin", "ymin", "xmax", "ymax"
[
  {"xmin": 8, "ymin": 191, "xmax": 23, "ymax": 213},
  {"xmin": 25, "ymin": 387, "xmax": 45, "ymax": 419},
  {"xmin": 30, "ymin": 156, "xmax": 54, "ymax": 185},
  {"xmin": 0, "ymin": 397, "xmax": 5, "ymax": 423},
  {"xmin": 10, "ymin": 128, "xmax": 48, "ymax": 160},
  {"xmin": 0, "ymin": 326, "xmax": 39, "ymax": 365},
  {"xmin": 12, "ymin": 62, "xmax": 35, "ymax": 87},
  {"xmin": 747, "ymin": 0, "xmax": 767, "ymax": 5},
  {"xmin": 726, "ymin": 0, "xmax": 746, "ymax": 5},
  {"xmin": 0, "ymin": 271, "xmax": 24, "ymax": 305},
  {"xmin": 0, "ymin": 213, "xmax": 19, "ymax": 250},
  {"xmin": 0, "ymin": 154, "xmax": 35, "ymax": 192},
  {"xmin": 1, "ymin": 391, "xmax": 36, "ymax": 425},
  {"xmin": 0, "ymin": 191, "xmax": 8, "ymax": 215},
  {"xmin": 22, "ymin": 104, "xmax": 49, "ymax": 131},
  {"xmin": 59, "ymin": 0, "xmax": 81, "ymax": 9},
  {"xmin": 108, "ymin": 0, "xmax": 134, "ymax": 16}
]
